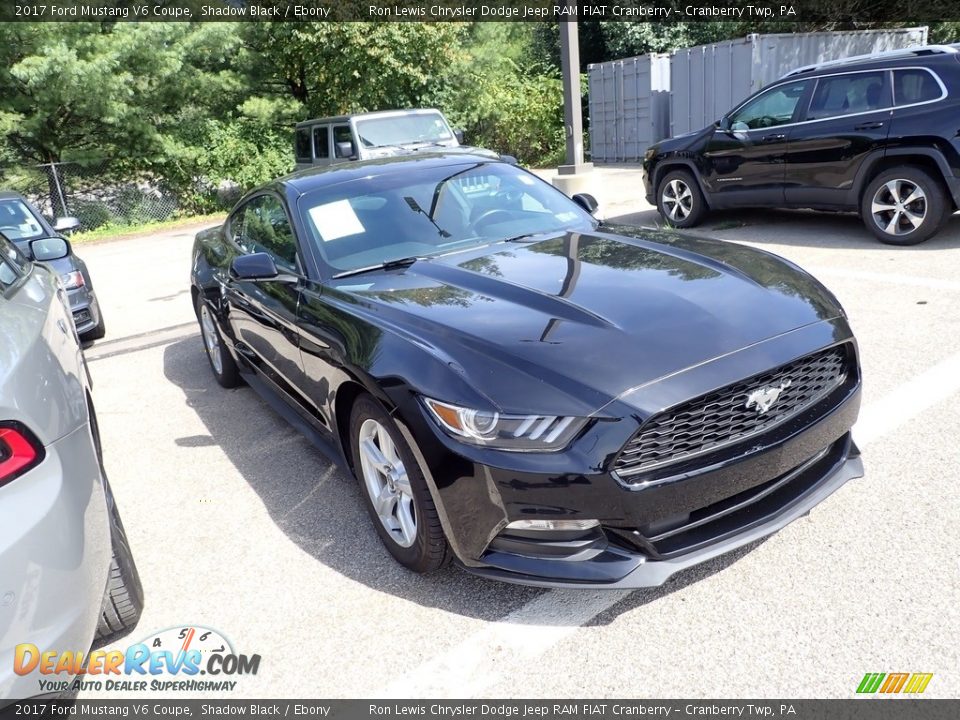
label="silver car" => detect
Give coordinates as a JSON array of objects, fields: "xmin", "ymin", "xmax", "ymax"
[{"xmin": 0, "ymin": 235, "xmax": 142, "ymax": 702}]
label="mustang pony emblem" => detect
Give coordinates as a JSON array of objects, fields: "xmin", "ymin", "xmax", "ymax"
[{"xmin": 745, "ymin": 380, "xmax": 792, "ymax": 414}]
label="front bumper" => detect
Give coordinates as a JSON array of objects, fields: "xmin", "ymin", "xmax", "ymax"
[
  {"xmin": 65, "ymin": 286, "xmax": 101, "ymax": 336},
  {"xmin": 394, "ymin": 328, "xmax": 863, "ymax": 589},
  {"xmin": 467, "ymin": 440, "xmax": 862, "ymax": 588}
]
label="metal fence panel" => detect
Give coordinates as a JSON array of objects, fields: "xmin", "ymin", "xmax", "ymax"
[
  {"xmin": 670, "ymin": 27, "xmax": 928, "ymax": 137},
  {"xmin": 588, "ymin": 54, "xmax": 670, "ymax": 163}
]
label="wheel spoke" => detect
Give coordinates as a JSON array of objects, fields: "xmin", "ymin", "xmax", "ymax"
[
  {"xmin": 396, "ymin": 496, "xmax": 417, "ymax": 545},
  {"xmin": 374, "ymin": 484, "xmax": 397, "ymax": 518},
  {"xmin": 377, "ymin": 426, "xmax": 399, "ymax": 464},
  {"xmin": 360, "ymin": 438, "xmax": 392, "ymax": 474},
  {"xmin": 885, "ymin": 180, "xmax": 901, "ymax": 202},
  {"xmin": 871, "ymin": 201, "xmax": 897, "ymax": 214},
  {"xmin": 393, "ymin": 470, "xmax": 412, "ymax": 498},
  {"xmin": 903, "ymin": 208, "xmax": 925, "ymax": 229},
  {"xmin": 885, "ymin": 210, "xmax": 902, "ymax": 234},
  {"xmin": 901, "ymin": 186, "xmax": 925, "ymax": 206}
]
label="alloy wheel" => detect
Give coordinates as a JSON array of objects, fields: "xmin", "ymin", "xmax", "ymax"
[
  {"xmin": 199, "ymin": 304, "xmax": 223, "ymax": 375},
  {"xmin": 357, "ymin": 418, "xmax": 417, "ymax": 548},
  {"xmin": 871, "ymin": 179, "xmax": 927, "ymax": 237},
  {"xmin": 662, "ymin": 179, "xmax": 694, "ymax": 222}
]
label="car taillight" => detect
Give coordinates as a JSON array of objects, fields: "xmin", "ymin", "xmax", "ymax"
[{"xmin": 0, "ymin": 423, "xmax": 44, "ymax": 488}]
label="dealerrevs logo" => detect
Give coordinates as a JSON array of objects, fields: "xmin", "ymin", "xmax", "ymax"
[{"xmin": 14, "ymin": 625, "xmax": 260, "ymax": 695}]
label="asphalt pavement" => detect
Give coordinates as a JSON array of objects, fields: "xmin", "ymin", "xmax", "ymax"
[{"xmin": 76, "ymin": 168, "xmax": 960, "ymax": 699}]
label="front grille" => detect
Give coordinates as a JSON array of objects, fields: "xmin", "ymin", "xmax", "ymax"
[{"xmin": 614, "ymin": 345, "xmax": 850, "ymax": 478}]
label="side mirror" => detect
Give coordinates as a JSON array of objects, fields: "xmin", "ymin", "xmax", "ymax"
[
  {"xmin": 335, "ymin": 140, "xmax": 356, "ymax": 159},
  {"xmin": 499, "ymin": 154, "xmax": 519, "ymax": 165},
  {"xmin": 230, "ymin": 253, "xmax": 280, "ymax": 281},
  {"xmin": 29, "ymin": 237, "xmax": 70, "ymax": 262},
  {"xmin": 453, "ymin": 128, "xmax": 465, "ymax": 144},
  {"xmin": 230, "ymin": 253, "xmax": 299, "ymax": 283},
  {"xmin": 572, "ymin": 193, "xmax": 599, "ymax": 215},
  {"xmin": 718, "ymin": 116, "xmax": 731, "ymax": 131},
  {"xmin": 53, "ymin": 216, "xmax": 81, "ymax": 234}
]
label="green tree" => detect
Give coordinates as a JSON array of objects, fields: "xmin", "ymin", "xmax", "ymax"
[{"xmin": 241, "ymin": 23, "xmax": 467, "ymax": 120}]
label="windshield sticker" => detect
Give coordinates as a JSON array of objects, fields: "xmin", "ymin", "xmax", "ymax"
[
  {"xmin": 308, "ymin": 200, "xmax": 365, "ymax": 241},
  {"xmin": 556, "ymin": 211, "xmax": 579, "ymax": 222}
]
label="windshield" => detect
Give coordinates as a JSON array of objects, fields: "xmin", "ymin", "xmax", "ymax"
[
  {"xmin": 0, "ymin": 198, "xmax": 48, "ymax": 242},
  {"xmin": 298, "ymin": 162, "xmax": 595, "ymax": 273},
  {"xmin": 355, "ymin": 113, "xmax": 454, "ymax": 149},
  {"xmin": 0, "ymin": 198, "xmax": 47, "ymax": 241}
]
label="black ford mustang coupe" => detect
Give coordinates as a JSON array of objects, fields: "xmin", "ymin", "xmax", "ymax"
[{"xmin": 190, "ymin": 153, "xmax": 863, "ymax": 587}]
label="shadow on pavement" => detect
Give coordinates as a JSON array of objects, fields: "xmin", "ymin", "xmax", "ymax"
[
  {"xmin": 162, "ymin": 335, "xmax": 768, "ymax": 624},
  {"xmin": 607, "ymin": 207, "xmax": 960, "ymax": 251}
]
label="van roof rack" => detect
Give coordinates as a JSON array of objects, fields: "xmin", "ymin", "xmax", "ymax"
[{"xmin": 782, "ymin": 45, "xmax": 959, "ymax": 78}]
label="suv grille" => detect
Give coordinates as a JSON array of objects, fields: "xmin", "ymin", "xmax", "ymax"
[{"xmin": 614, "ymin": 345, "xmax": 849, "ymax": 478}]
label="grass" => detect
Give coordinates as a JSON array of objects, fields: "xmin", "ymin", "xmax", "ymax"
[{"xmin": 70, "ymin": 213, "xmax": 226, "ymax": 244}]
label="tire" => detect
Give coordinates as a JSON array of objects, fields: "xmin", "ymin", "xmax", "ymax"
[
  {"xmin": 861, "ymin": 167, "xmax": 948, "ymax": 245},
  {"xmin": 195, "ymin": 294, "xmax": 241, "ymax": 388},
  {"xmin": 88, "ymin": 401, "xmax": 144, "ymax": 648},
  {"xmin": 94, "ymin": 499, "xmax": 144, "ymax": 647},
  {"xmin": 349, "ymin": 394, "xmax": 451, "ymax": 573},
  {"xmin": 656, "ymin": 169, "xmax": 707, "ymax": 228}
]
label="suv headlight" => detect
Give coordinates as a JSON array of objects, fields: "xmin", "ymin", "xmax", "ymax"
[{"xmin": 421, "ymin": 397, "xmax": 587, "ymax": 452}]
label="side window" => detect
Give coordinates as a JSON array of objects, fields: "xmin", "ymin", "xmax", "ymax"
[
  {"xmin": 236, "ymin": 196, "xmax": 299, "ymax": 271},
  {"xmin": 333, "ymin": 125, "xmax": 354, "ymax": 158},
  {"xmin": 807, "ymin": 72, "xmax": 888, "ymax": 120},
  {"xmin": 893, "ymin": 69, "xmax": 943, "ymax": 106},
  {"xmin": 295, "ymin": 128, "xmax": 312, "ymax": 162},
  {"xmin": 312, "ymin": 126, "xmax": 329, "ymax": 159},
  {"xmin": 729, "ymin": 80, "xmax": 810, "ymax": 130},
  {"xmin": 0, "ymin": 237, "xmax": 27, "ymax": 290}
]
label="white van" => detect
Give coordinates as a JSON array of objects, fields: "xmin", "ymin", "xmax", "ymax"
[{"xmin": 294, "ymin": 108, "xmax": 498, "ymax": 169}]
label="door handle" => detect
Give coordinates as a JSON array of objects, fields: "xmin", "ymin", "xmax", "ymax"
[
  {"xmin": 854, "ymin": 122, "xmax": 884, "ymax": 130},
  {"xmin": 759, "ymin": 133, "xmax": 786, "ymax": 143}
]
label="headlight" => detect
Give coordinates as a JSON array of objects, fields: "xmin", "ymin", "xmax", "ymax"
[
  {"xmin": 421, "ymin": 397, "xmax": 587, "ymax": 451},
  {"xmin": 59, "ymin": 271, "xmax": 85, "ymax": 290}
]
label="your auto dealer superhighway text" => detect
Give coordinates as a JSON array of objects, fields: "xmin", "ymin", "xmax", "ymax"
[{"xmin": 369, "ymin": 705, "xmax": 794, "ymax": 717}]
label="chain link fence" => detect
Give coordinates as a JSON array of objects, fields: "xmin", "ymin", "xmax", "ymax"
[{"xmin": 0, "ymin": 160, "xmax": 183, "ymax": 231}]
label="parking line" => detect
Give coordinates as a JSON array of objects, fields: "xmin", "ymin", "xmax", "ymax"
[{"xmin": 373, "ymin": 349, "xmax": 960, "ymax": 699}]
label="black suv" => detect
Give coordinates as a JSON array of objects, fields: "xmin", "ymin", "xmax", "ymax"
[{"xmin": 643, "ymin": 45, "xmax": 960, "ymax": 245}]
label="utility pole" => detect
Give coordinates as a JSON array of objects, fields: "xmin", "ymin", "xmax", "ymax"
[{"xmin": 553, "ymin": 7, "xmax": 595, "ymax": 198}]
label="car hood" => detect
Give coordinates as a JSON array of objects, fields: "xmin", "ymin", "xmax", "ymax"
[
  {"xmin": 333, "ymin": 227, "xmax": 841, "ymax": 416},
  {"xmin": 648, "ymin": 124, "xmax": 717, "ymax": 155}
]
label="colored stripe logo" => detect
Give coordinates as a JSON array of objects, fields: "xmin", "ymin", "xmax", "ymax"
[{"xmin": 857, "ymin": 672, "xmax": 933, "ymax": 694}]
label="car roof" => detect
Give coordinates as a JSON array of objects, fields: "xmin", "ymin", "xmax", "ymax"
[
  {"xmin": 295, "ymin": 108, "xmax": 446, "ymax": 128},
  {"xmin": 782, "ymin": 44, "xmax": 960, "ymax": 79},
  {"xmin": 0, "ymin": 191, "xmax": 29, "ymax": 201},
  {"xmin": 278, "ymin": 152, "xmax": 502, "ymax": 195}
]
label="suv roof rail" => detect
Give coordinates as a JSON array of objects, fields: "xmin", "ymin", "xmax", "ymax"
[{"xmin": 782, "ymin": 45, "xmax": 959, "ymax": 78}]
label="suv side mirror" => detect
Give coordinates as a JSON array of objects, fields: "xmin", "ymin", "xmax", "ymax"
[
  {"xmin": 718, "ymin": 116, "xmax": 731, "ymax": 131},
  {"xmin": 53, "ymin": 216, "xmax": 80, "ymax": 234},
  {"xmin": 572, "ymin": 193, "xmax": 599, "ymax": 215},
  {"xmin": 335, "ymin": 140, "xmax": 357, "ymax": 159},
  {"xmin": 453, "ymin": 128, "xmax": 465, "ymax": 144},
  {"xmin": 30, "ymin": 237, "xmax": 70, "ymax": 262}
]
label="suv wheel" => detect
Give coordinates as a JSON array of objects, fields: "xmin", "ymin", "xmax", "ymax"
[
  {"xmin": 656, "ymin": 170, "xmax": 707, "ymax": 228},
  {"xmin": 862, "ymin": 167, "xmax": 948, "ymax": 245},
  {"xmin": 349, "ymin": 394, "xmax": 450, "ymax": 573}
]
